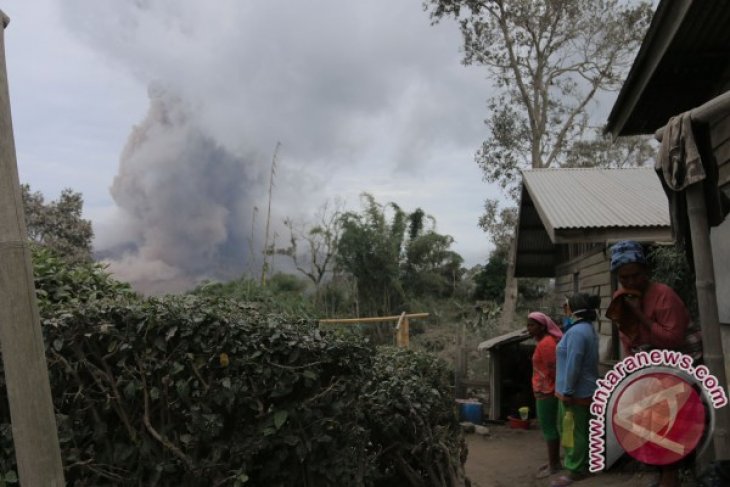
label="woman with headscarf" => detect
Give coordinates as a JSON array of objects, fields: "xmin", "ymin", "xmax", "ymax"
[
  {"xmin": 607, "ymin": 240, "xmax": 700, "ymax": 361},
  {"xmin": 551, "ymin": 293, "xmax": 600, "ymax": 487},
  {"xmin": 607, "ymin": 240, "xmax": 701, "ymax": 487},
  {"xmin": 527, "ymin": 311, "xmax": 563, "ymax": 479}
]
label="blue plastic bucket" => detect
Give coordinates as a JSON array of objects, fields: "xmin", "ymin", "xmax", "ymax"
[{"xmin": 458, "ymin": 401, "xmax": 483, "ymax": 424}]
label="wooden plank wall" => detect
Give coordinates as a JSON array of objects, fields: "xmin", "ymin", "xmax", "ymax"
[
  {"xmin": 710, "ymin": 110, "xmax": 730, "ymax": 387},
  {"xmin": 555, "ymin": 245, "xmax": 615, "ymax": 362},
  {"xmin": 711, "ymin": 112, "xmax": 730, "ymax": 188}
]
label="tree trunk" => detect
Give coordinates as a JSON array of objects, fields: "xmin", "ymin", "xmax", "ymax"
[{"xmin": 499, "ymin": 236, "xmax": 519, "ymax": 331}]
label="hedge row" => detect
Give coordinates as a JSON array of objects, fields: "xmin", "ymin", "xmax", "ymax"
[{"xmin": 0, "ymin": 249, "xmax": 466, "ymax": 486}]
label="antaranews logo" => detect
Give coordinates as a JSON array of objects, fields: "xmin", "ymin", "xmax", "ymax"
[{"xmin": 588, "ymin": 350, "xmax": 728, "ymax": 472}]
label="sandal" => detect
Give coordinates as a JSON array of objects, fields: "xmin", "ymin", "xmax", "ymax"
[
  {"xmin": 550, "ymin": 476, "xmax": 575, "ymax": 487},
  {"xmin": 550, "ymin": 472, "xmax": 588, "ymax": 486},
  {"xmin": 536, "ymin": 464, "xmax": 561, "ymax": 479}
]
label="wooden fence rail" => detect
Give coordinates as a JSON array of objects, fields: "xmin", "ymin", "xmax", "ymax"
[{"xmin": 318, "ymin": 312, "xmax": 429, "ymax": 348}]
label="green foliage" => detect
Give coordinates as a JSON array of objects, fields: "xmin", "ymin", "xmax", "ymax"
[
  {"xmin": 193, "ymin": 274, "xmax": 316, "ymax": 318},
  {"xmin": 477, "ymin": 200, "xmax": 517, "ymax": 249},
  {"xmin": 0, "ymin": 249, "xmax": 466, "ymax": 486},
  {"xmin": 315, "ymin": 275, "xmax": 359, "ymax": 318},
  {"xmin": 426, "ymin": 0, "xmax": 653, "ymax": 197},
  {"xmin": 21, "ymin": 184, "xmax": 94, "ymax": 263},
  {"xmin": 563, "ymin": 132, "xmax": 656, "ymax": 169},
  {"xmin": 473, "ymin": 246, "xmax": 508, "ymax": 302},
  {"xmin": 517, "ymin": 278, "xmax": 550, "ymax": 302},
  {"xmin": 337, "ymin": 193, "xmax": 466, "ymax": 317},
  {"xmin": 403, "ymin": 230, "xmax": 464, "ymax": 299},
  {"xmin": 31, "ymin": 246, "xmax": 136, "ymax": 310},
  {"xmin": 337, "ymin": 194, "xmax": 408, "ymax": 316},
  {"xmin": 647, "ymin": 244, "xmax": 698, "ymax": 319},
  {"xmin": 363, "ymin": 348, "xmax": 466, "ymax": 486}
]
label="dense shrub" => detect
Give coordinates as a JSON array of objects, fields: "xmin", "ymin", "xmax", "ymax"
[
  {"xmin": 0, "ymin": 249, "xmax": 466, "ymax": 486},
  {"xmin": 193, "ymin": 275, "xmax": 316, "ymax": 319},
  {"xmin": 364, "ymin": 348, "xmax": 466, "ymax": 486},
  {"xmin": 647, "ymin": 243, "xmax": 698, "ymax": 319}
]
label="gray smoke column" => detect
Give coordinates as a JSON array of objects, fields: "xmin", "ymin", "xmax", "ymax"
[{"xmin": 103, "ymin": 85, "xmax": 259, "ymax": 294}]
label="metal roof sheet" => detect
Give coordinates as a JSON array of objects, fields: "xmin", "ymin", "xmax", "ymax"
[
  {"xmin": 522, "ymin": 167, "xmax": 670, "ymax": 231},
  {"xmin": 606, "ymin": 0, "xmax": 730, "ymax": 136},
  {"xmin": 477, "ymin": 329, "xmax": 530, "ymax": 351}
]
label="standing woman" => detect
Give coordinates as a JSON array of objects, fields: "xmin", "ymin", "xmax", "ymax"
[
  {"xmin": 527, "ymin": 312, "xmax": 563, "ymax": 479},
  {"xmin": 607, "ymin": 240, "xmax": 700, "ymax": 487},
  {"xmin": 551, "ymin": 293, "xmax": 600, "ymax": 487}
]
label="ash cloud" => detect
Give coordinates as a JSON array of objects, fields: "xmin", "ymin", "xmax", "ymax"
[
  {"xmin": 60, "ymin": 0, "xmax": 492, "ymax": 288},
  {"xmin": 103, "ymin": 86, "xmax": 261, "ymax": 294}
]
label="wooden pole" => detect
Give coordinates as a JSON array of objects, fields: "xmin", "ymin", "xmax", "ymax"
[
  {"xmin": 685, "ymin": 182, "xmax": 730, "ymax": 460},
  {"xmin": 455, "ymin": 322, "xmax": 465, "ymax": 398},
  {"xmin": 0, "ymin": 11, "xmax": 65, "ymax": 485},
  {"xmin": 260, "ymin": 142, "xmax": 281, "ymax": 287},
  {"xmin": 401, "ymin": 317, "xmax": 409, "ymax": 348}
]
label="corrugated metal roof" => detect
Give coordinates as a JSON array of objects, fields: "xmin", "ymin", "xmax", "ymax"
[
  {"xmin": 606, "ymin": 0, "xmax": 730, "ymax": 136},
  {"xmin": 514, "ymin": 168, "xmax": 672, "ymax": 277},
  {"xmin": 522, "ymin": 168, "xmax": 670, "ymax": 230},
  {"xmin": 477, "ymin": 329, "xmax": 530, "ymax": 351}
]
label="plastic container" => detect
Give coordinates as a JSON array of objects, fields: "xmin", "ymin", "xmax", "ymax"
[
  {"xmin": 507, "ymin": 415, "xmax": 530, "ymax": 429},
  {"xmin": 518, "ymin": 406, "xmax": 529, "ymax": 420},
  {"xmin": 456, "ymin": 400, "xmax": 483, "ymax": 424},
  {"xmin": 561, "ymin": 411, "xmax": 575, "ymax": 448}
]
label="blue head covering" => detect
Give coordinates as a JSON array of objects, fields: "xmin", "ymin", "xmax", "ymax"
[{"xmin": 610, "ymin": 240, "xmax": 646, "ymax": 272}]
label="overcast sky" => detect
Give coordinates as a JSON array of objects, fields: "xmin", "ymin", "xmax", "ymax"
[{"xmin": 4, "ymin": 0, "xmax": 509, "ymax": 291}]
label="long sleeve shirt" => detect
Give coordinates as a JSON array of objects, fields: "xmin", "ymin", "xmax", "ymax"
[
  {"xmin": 555, "ymin": 320, "xmax": 599, "ymax": 400},
  {"xmin": 618, "ymin": 282, "xmax": 689, "ymax": 355}
]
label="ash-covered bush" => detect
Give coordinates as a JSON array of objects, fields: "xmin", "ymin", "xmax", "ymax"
[
  {"xmin": 0, "ymin": 248, "xmax": 465, "ymax": 486},
  {"xmin": 364, "ymin": 348, "xmax": 466, "ymax": 486}
]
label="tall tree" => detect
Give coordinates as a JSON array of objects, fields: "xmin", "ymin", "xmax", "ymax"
[
  {"xmin": 21, "ymin": 184, "xmax": 94, "ymax": 263},
  {"xmin": 427, "ymin": 0, "xmax": 652, "ymax": 189},
  {"xmin": 337, "ymin": 193, "xmax": 407, "ymax": 316},
  {"xmin": 426, "ymin": 0, "xmax": 652, "ymax": 328},
  {"xmin": 563, "ymin": 132, "xmax": 655, "ymax": 169},
  {"xmin": 336, "ymin": 194, "xmax": 464, "ymax": 316},
  {"xmin": 473, "ymin": 244, "xmax": 508, "ymax": 302},
  {"xmin": 403, "ymin": 210, "xmax": 464, "ymax": 298},
  {"xmin": 277, "ymin": 199, "xmax": 343, "ymax": 289}
]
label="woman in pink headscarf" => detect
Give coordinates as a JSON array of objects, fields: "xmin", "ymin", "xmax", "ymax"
[{"xmin": 527, "ymin": 311, "xmax": 563, "ymax": 479}]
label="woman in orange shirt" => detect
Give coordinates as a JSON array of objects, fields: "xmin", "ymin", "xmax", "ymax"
[{"xmin": 527, "ymin": 311, "xmax": 563, "ymax": 479}]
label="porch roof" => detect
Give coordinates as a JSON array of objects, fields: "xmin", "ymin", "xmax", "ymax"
[{"xmin": 515, "ymin": 168, "xmax": 672, "ymax": 277}]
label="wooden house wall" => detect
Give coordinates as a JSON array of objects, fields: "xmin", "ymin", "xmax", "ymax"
[
  {"xmin": 554, "ymin": 245, "xmax": 617, "ymax": 365},
  {"xmin": 710, "ymin": 111, "xmax": 730, "ymax": 325},
  {"xmin": 710, "ymin": 112, "xmax": 730, "ymax": 189},
  {"xmin": 709, "ymin": 109, "xmax": 730, "ymax": 386}
]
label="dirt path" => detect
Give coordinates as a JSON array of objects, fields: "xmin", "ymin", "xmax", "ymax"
[{"xmin": 464, "ymin": 425, "xmax": 655, "ymax": 487}]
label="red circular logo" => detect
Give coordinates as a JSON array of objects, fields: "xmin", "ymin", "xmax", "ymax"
[{"xmin": 611, "ymin": 372, "xmax": 706, "ymax": 465}]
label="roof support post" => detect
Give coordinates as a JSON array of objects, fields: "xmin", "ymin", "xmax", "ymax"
[{"xmin": 686, "ymin": 182, "xmax": 730, "ymax": 460}]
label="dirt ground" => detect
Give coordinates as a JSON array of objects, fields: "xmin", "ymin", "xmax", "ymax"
[{"xmin": 464, "ymin": 424, "xmax": 657, "ymax": 487}]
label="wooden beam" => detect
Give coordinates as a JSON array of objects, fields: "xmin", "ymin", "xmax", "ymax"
[
  {"xmin": 656, "ymin": 90, "xmax": 730, "ymax": 141},
  {"xmin": 553, "ymin": 227, "xmax": 673, "ymax": 244},
  {"xmin": 607, "ymin": 0, "xmax": 693, "ymax": 139},
  {"xmin": 319, "ymin": 313, "xmax": 429, "ymax": 324},
  {"xmin": 0, "ymin": 12, "xmax": 65, "ymax": 485}
]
